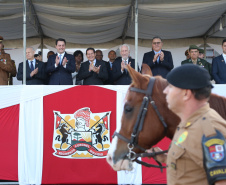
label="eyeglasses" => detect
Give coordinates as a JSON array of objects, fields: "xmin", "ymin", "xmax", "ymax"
[{"xmin": 153, "ymin": 42, "xmax": 161, "ymax": 45}]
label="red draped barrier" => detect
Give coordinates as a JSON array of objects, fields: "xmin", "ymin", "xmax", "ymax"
[
  {"xmin": 42, "ymin": 86, "xmax": 117, "ymax": 184},
  {"xmin": 0, "ymin": 104, "xmax": 19, "ymax": 181}
]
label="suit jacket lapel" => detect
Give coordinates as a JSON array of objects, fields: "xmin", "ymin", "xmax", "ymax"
[
  {"xmin": 95, "ymin": 60, "xmax": 101, "ymax": 67},
  {"xmin": 26, "ymin": 60, "xmax": 31, "ymax": 72},
  {"xmin": 129, "ymin": 58, "xmax": 134, "ymax": 68},
  {"xmin": 220, "ymin": 55, "xmax": 225, "ymax": 63},
  {"xmin": 34, "ymin": 60, "xmax": 38, "ymax": 68},
  {"xmin": 63, "ymin": 52, "xmax": 67, "ymax": 59}
]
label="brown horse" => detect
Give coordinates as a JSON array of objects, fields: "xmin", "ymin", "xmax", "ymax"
[{"xmin": 106, "ymin": 64, "xmax": 226, "ymax": 171}]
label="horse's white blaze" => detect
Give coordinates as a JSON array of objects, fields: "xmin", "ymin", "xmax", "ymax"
[
  {"xmin": 108, "ymin": 134, "xmax": 118, "ymax": 157},
  {"xmin": 107, "ymin": 134, "xmax": 134, "ymax": 171},
  {"xmin": 106, "ymin": 89, "xmax": 133, "ymax": 171}
]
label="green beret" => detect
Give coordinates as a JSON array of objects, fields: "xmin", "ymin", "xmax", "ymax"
[
  {"xmin": 166, "ymin": 64, "xmax": 213, "ymax": 89},
  {"xmin": 189, "ymin": 45, "xmax": 199, "ymax": 50},
  {"xmin": 198, "ymin": 48, "xmax": 204, "ymax": 53}
]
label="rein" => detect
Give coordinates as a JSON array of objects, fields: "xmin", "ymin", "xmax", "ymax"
[{"xmin": 113, "ymin": 77, "xmax": 168, "ymax": 172}]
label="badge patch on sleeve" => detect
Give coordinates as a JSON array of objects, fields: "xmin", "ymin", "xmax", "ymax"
[
  {"xmin": 209, "ymin": 145, "xmax": 224, "ymax": 162},
  {"xmin": 175, "ymin": 131, "xmax": 188, "ymax": 145}
]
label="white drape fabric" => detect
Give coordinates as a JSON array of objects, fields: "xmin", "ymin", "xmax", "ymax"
[
  {"xmin": 18, "ymin": 86, "xmax": 44, "ymax": 185},
  {"xmin": 1, "ymin": 1, "xmax": 226, "ymax": 42},
  {"xmin": 128, "ymin": 1, "xmax": 226, "ymax": 39},
  {"xmin": 115, "ymin": 86, "xmax": 142, "ymax": 184}
]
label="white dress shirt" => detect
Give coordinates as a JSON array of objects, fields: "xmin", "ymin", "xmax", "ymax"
[
  {"xmin": 223, "ymin": 53, "xmax": 226, "ymax": 63},
  {"xmin": 28, "ymin": 59, "xmax": 36, "ymax": 70}
]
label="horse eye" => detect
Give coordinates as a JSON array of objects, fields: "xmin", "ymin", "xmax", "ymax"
[{"xmin": 124, "ymin": 104, "xmax": 133, "ymax": 113}]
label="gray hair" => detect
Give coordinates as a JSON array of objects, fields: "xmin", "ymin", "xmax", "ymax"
[
  {"xmin": 26, "ymin": 47, "xmax": 35, "ymax": 51},
  {"xmin": 119, "ymin": 44, "xmax": 130, "ymax": 52}
]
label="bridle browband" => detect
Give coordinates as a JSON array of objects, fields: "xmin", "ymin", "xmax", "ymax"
[{"xmin": 113, "ymin": 77, "xmax": 168, "ymax": 171}]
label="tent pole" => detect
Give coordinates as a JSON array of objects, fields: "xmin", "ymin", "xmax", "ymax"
[
  {"xmin": 23, "ymin": 0, "xmax": 26, "ymax": 85},
  {"xmin": 135, "ymin": 0, "xmax": 138, "ymax": 71},
  {"xmin": 41, "ymin": 36, "xmax": 43, "ymax": 60},
  {"xmin": 203, "ymin": 37, "xmax": 207, "ymax": 60}
]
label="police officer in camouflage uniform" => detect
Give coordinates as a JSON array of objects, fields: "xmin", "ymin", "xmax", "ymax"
[
  {"xmin": 0, "ymin": 36, "xmax": 17, "ymax": 85},
  {"xmin": 181, "ymin": 45, "xmax": 212, "ymax": 78}
]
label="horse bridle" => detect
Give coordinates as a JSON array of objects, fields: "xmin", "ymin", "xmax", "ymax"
[{"xmin": 113, "ymin": 77, "xmax": 168, "ymax": 171}]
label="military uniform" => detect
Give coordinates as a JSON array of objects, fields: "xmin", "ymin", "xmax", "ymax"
[
  {"xmin": 181, "ymin": 58, "xmax": 212, "ymax": 78},
  {"xmin": 0, "ymin": 49, "xmax": 17, "ymax": 85},
  {"xmin": 167, "ymin": 104, "xmax": 226, "ymax": 185}
]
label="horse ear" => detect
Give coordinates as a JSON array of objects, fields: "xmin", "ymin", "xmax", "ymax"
[
  {"xmin": 127, "ymin": 65, "xmax": 144, "ymax": 87},
  {"xmin": 141, "ymin": 64, "xmax": 153, "ymax": 76}
]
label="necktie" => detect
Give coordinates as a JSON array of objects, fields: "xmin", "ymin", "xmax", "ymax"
[
  {"xmin": 192, "ymin": 60, "xmax": 197, "ymax": 65},
  {"xmin": 30, "ymin": 61, "xmax": 34, "ymax": 71},
  {"xmin": 59, "ymin": 54, "xmax": 62, "ymax": 65},
  {"xmin": 157, "ymin": 54, "xmax": 160, "ymax": 63},
  {"xmin": 91, "ymin": 61, "xmax": 94, "ymax": 67},
  {"xmin": 155, "ymin": 52, "xmax": 160, "ymax": 63}
]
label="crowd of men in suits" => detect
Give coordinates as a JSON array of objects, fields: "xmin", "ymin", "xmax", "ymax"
[{"xmin": 1, "ymin": 36, "xmax": 226, "ymax": 85}]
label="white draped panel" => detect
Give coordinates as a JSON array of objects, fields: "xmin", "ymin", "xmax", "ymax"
[
  {"xmin": 34, "ymin": 4, "xmax": 130, "ymax": 17},
  {"xmin": 18, "ymin": 86, "xmax": 44, "ymax": 185},
  {"xmin": 38, "ymin": 13, "xmax": 127, "ymax": 33},
  {"xmin": 1, "ymin": 0, "xmax": 226, "ymax": 43},
  {"xmin": 41, "ymin": 25, "xmax": 124, "ymax": 44},
  {"xmin": 128, "ymin": 1, "xmax": 226, "ymax": 39}
]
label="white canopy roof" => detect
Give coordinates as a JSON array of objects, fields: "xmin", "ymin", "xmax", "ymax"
[{"xmin": 0, "ymin": 0, "xmax": 225, "ymax": 44}]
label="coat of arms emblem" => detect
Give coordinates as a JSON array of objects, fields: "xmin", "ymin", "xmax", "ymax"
[{"xmin": 52, "ymin": 107, "xmax": 111, "ymax": 159}]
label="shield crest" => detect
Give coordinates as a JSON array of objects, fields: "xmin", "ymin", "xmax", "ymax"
[
  {"xmin": 52, "ymin": 107, "xmax": 111, "ymax": 159},
  {"xmin": 209, "ymin": 144, "xmax": 224, "ymax": 162}
]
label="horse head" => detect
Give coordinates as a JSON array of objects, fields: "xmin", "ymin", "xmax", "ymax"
[{"xmin": 106, "ymin": 64, "xmax": 180, "ymax": 171}]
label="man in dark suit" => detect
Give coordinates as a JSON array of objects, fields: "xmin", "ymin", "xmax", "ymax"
[
  {"xmin": 105, "ymin": 50, "xmax": 116, "ymax": 85},
  {"xmin": 95, "ymin": 49, "xmax": 116, "ymax": 85},
  {"xmin": 17, "ymin": 47, "xmax": 46, "ymax": 85},
  {"xmin": 212, "ymin": 39, "xmax": 226, "ymax": 84},
  {"xmin": 77, "ymin": 48, "xmax": 108, "ymax": 85},
  {"xmin": 112, "ymin": 44, "xmax": 137, "ymax": 85},
  {"xmin": 142, "ymin": 36, "xmax": 174, "ymax": 78},
  {"xmin": 46, "ymin": 38, "xmax": 75, "ymax": 85}
]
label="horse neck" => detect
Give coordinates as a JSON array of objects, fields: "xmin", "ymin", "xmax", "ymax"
[
  {"xmin": 209, "ymin": 93, "xmax": 226, "ymax": 120},
  {"xmin": 153, "ymin": 77, "xmax": 180, "ymax": 139}
]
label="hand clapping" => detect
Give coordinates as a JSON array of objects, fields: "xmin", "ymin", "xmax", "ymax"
[{"xmin": 30, "ymin": 67, "xmax": 38, "ymax": 77}]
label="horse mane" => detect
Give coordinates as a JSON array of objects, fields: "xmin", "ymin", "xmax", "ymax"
[{"xmin": 209, "ymin": 93, "xmax": 226, "ymax": 120}]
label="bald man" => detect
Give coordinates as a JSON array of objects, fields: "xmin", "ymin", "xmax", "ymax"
[{"xmin": 17, "ymin": 47, "xmax": 46, "ymax": 85}]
